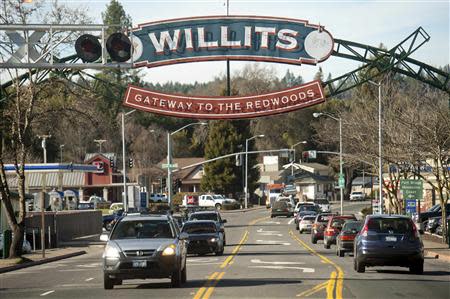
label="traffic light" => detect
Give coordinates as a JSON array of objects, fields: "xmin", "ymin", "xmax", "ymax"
[
  {"xmin": 173, "ymin": 179, "xmax": 182, "ymax": 193},
  {"xmin": 128, "ymin": 158, "xmax": 134, "ymax": 168},
  {"xmin": 235, "ymin": 154, "xmax": 242, "ymax": 166},
  {"xmin": 109, "ymin": 157, "xmax": 115, "ymax": 169},
  {"xmin": 302, "ymin": 151, "xmax": 309, "ymax": 162},
  {"xmin": 161, "ymin": 178, "xmax": 166, "ymax": 190},
  {"xmin": 288, "ymin": 150, "xmax": 295, "ymax": 162},
  {"xmin": 75, "ymin": 32, "xmax": 131, "ymax": 63}
]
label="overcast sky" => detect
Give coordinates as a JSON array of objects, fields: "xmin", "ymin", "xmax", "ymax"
[{"xmin": 59, "ymin": 0, "xmax": 449, "ymax": 84}]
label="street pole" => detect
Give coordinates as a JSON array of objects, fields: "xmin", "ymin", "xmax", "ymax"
[
  {"xmin": 245, "ymin": 138, "xmax": 249, "ymax": 209},
  {"xmin": 38, "ymin": 134, "xmax": 51, "ymax": 258},
  {"xmin": 339, "ymin": 117, "xmax": 343, "ymax": 215},
  {"xmin": 290, "ymin": 141, "xmax": 307, "ymax": 177},
  {"xmin": 59, "ymin": 144, "xmax": 64, "ymax": 164},
  {"xmin": 167, "ymin": 132, "xmax": 173, "ymax": 208},
  {"xmin": 121, "ymin": 112, "xmax": 128, "ymax": 212}
]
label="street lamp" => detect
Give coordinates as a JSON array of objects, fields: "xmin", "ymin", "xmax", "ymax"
[
  {"xmin": 244, "ymin": 134, "xmax": 265, "ymax": 209},
  {"xmin": 168, "ymin": 122, "xmax": 208, "ymax": 207},
  {"xmin": 121, "ymin": 110, "xmax": 136, "ymax": 212},
  {"xmin": 368, "ymin": 80, "xmax": 383, "ymax": 214},
  {"xmin": 290, "ymin": 141, "xmax": 307, "ymax": 176},
  {"xmin": 313, "ymin": 112, "xmax": 344, "ymax": 215},
  {"xmin": 94, "ymin": 139, "xmax": 106, "ymax": 153},
  {"xmin": 37, "ymin": 134, "xmax": 51, "ymax": 258},
  {"xmin": 59, "ymin": 144, "xmax": 65, "ymax": 164}
]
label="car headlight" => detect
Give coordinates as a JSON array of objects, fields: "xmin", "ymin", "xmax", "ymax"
[
  {"xmin": 209, "ymin": 238, "xmax": 217, "ymax": 242},
  {"xmin": 162, "ymin": 244, "xmax": 176, "ymax": 256},
  {"xmin": 103, "ymin": 244, "xmax": 120, "ymax": 259}
]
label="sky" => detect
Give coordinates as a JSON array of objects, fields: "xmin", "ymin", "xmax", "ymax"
[{"xmin": 38, "ymin": 0, "xmax": 450, "ymax": 84}]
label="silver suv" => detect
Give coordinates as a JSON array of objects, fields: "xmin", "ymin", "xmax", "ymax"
[{"xmin": 101, "ymin": 213, "xmax": 188, "ymax": 289}]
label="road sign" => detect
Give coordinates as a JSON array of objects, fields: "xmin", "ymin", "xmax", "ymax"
[
  {"xmin": 161, "ymin": 163, "xmax": 178, "ymax": 169},
  {"xmin": 338, "ymin": 174, "xmax": 345, "ymax": 188},
  {"xmin": 400, "ymin": 179, "xmax": 423, "ymax": 199},
  {"xmin": 308, "ymin": 150, "xmax": 317, "ymax": 159},
  {"xmin": 405, "ymin": 199, "xmax": 417, "ymax": 215}
]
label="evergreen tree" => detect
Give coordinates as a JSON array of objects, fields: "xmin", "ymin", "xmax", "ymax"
[{"xmin": 102, "ymin": 0, "xmax": 132, "ymax": 35}]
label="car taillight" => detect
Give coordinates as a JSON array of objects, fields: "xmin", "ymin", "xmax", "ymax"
[
  {"xmin": 325, "ymin": 228, "xmax": 335, "ymax": 236},
  {"xmin": 340, "ymin": 235, "xmax": 354, "ymax": 241},
  {"xmin": 361, "ymin": 224, "xmax": 369, "ymax": 237},
  {"xmin": 411, "ymin": 220, "xmax": 420, "ymax": 239}
]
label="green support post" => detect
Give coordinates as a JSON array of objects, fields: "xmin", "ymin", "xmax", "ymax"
[{"xmin": 2, "ymin": 229, "xmax": 12, "ymax": 259}]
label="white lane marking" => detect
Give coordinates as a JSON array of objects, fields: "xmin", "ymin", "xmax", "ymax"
[
  {"xmin": 259, "ymin": 233, "xmax": 283, "ymax": 236},
  {"xmin": 187, "ymin": 257, "xmax": 219, "ymax": 263},
  {"xmin": 85, "ymin": 277, "xmax": 94, "ymax": 282},
  {"xmin": 40, "ymin": 290, "xmax": 55, "ymax": 296},
  {"xmin": 257, "ymin": 229, "xmax": 280, "ymax": 233},
  {"xmin": 249, "ymin": 265, "xmax": 315, "ymax": 272},
  {"xmin": 263, "ymin": 221, "xmax": 280, "ymax": 224},
  {"xmin": 256, "ymin": 240, "xmax": 291, "ymax": 246},
  {"xmin": 59, "ymin": 269, "xmax": 90, "ymax": 272},
  {"xmin": 288, "ymin": 218, "xmax": 295, "ymax": 225},
  {"xmin": 251, "ymin": 259, "xmax": 305, "ymax": 265},
  {"xmin": 187, "ymin": 262, "xmax": 223, "ymax": 266},
  {"xmin": 77, "ymin": 263, "xmax": 101, "ymax": 268}
]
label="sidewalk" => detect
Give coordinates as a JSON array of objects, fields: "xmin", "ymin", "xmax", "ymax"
[{"xmin": 422, "ymin": 233, "xmax": 450, "ymax": 263}]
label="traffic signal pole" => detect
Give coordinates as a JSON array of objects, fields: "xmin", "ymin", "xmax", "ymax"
[{"xmin": 167, "ymin": 132, "xmax": 173, "ymax": 208}]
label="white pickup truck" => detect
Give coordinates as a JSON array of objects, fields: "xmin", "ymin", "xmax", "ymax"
[{"xmin": 198, "ymin": 194, "xmax": 236, "ymax": 209}]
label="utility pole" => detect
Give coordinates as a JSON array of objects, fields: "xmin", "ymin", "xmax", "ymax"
[{"xmin": 37, "ymin": 134, "xmax": 51, "ymax": 258}]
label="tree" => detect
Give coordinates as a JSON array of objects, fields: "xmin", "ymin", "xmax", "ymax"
[
  {"xmin": 0, "ymin": 0, "xmax": 90, "ymax": 258},
  {"xmin": 101, "ymin": 0, "xmax": 132, "ymax": 36}
]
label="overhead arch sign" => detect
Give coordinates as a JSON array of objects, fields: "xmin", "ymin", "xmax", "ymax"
[
  {"xmin": 130, "ymin": 16, "xmax": 334, "ymax": 68},
  {"xmin": 123, "ymin": 80, "xmax": 325, "ymax": 119}
]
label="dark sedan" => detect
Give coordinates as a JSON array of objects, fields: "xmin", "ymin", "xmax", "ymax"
[
  {"xmin": 271, "ymin": 201, "xmax": 293, "ymax": 218},
  {"xmin": 311, "ymin": 213, "xmax": 333, "ymax": 244},
  {"xmin": 182, "ymin": 220, "xmax": 224, "ymax": 256},
  {"xmin": 354, "ymin": 215, "xmax": 424, "ymax": 274},
  {"xmin": 336, "ymin": 220, "xmax": 362, "ymax": 257}
]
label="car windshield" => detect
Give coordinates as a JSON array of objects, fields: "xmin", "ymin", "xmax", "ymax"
[
  {"xmin": 331, "ymin": 218, "xmax": 349, "ymax": 228},
  {"xmin": 273, "ymin": 201, "xmax": 288, "ymax": 209},
  {"xmin": 213, "ymin": 195, "xmax": 224, "ymax": 199},
  {"xmin": 182, "ymin": 223, "xmax": 216, "ymax": 234},
  {"xmin": 317, "ymin": 215, "xmax": 331, "ymax": 223},
  {"xmin": 367, "ymin": 218, "xmax": 412, "ymax": 234},
  {"xmin": 299, "ymin": 205, "xmax": 318, "ymax": 212},
  {"xmin": 302, "ymin": 216, "xmax": 316, "ymax": 221},
  {"xmin": 110, "ymin": 220, "xmax": 174, "ymax": 240},
  {"xmin": 342, "ymin": 221, "xmax": 362, "ymax": 232},
  {"xmin": 314, "ymin": 199, "xmax": 329, "ymax": 204},
  {"xmin": 189, "ymin": 213, "xmax": 219, "ymax": 222},
  {"xmin": 352, "ymin": 192, "xmax": 363, "ymax": 195}
]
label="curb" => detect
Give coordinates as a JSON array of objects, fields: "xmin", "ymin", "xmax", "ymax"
[
  {"xmin": 424, "ymin": 250, "xmax": 450, "ymax": 263},
  {"xmin": 220, "ymin": 206, "xmax": 266, "ymax": 214},
  {"xmin": 0, "ymin": 250, "xmax": 86, "ymax": 274}
]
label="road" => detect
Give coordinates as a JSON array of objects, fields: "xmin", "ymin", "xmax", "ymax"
[{"xmin": 1, "ymin": 201, "xmax": 449, "ymax": 299}]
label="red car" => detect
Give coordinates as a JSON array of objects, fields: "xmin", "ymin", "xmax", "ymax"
[{"xmin": 323, "ymin": 215, "xmax": 357, "ymax": 249}]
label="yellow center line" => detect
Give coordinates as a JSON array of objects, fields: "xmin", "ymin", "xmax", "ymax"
[
  {"xmin": 193, "ymin": 272, "xmax": 219, "ymax": 299},
  {"xmin": 296, "ymin": 281, "xmax": 328, "ymax": 297},
  {"xmin": 289, "ymin": 230, "xmax": 344, "ymax": 299},
  {"xmin": 326, "ymin": 271, "xmax": 337, "ymax": 299},
  {"xmin": 220, "ymin": 230, "xmax": 248, "ymax": 268},
  {"xmin": 202, "ymin": 271, "xmax": 226, "ymax": 299}
]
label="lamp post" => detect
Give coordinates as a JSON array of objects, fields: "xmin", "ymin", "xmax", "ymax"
[
  {"xmin": 290, "ymin": 141, "xmax": 307, "ymax": 176},
  {"xmin": 313, "ymin": 112, "xmax": 343, "ymax": 215},
  {"xmin": 37, "ymin": 134, "xmax": 51, "ymax": 258},
  {"xmin": 59, "ymin": 144, "xmax": 64, "ymax": 164},
  {"xmin": 93, "ymin": 139, "xmax": 106, "ymax": 153},
  {"xmin": 368, "ymin": 80, "xmax": 383, "ymax": 214},
  {"xmin": 244, "ymin": 134, "xmax": 265, "ymax": 209},
  {"xmin": 168, "ymin": 122, "xmax": 208, "ymax": 208},
  {"xmin": 121, "ymin": 110, "xmax": 136, "ymax": 212}
]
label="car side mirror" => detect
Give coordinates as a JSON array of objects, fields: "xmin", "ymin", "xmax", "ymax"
[
  {"xmin": 179, "ymin": 232, "xmax": 189, "ymax": 240},
  {"xmin": 100, "ymin": 234, "xmax": 109, "ymax": 242},
  {"xmin": 222, "ymin": 219, "xmax": 227, "ymax": 223}
]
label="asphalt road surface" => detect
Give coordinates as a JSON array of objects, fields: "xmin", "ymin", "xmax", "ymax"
[{"xmin": 1, "ymin": 201, "xmax": 449, "ymax": 299}]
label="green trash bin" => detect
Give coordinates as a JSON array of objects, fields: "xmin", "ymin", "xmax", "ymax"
[{"xmin": 3, "ymin": 230, "xmax": 12, "ymax": 259}]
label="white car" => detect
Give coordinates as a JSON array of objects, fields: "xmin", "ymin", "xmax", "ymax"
[
  {"xmin": 313, "ymin": 198, "xmax": 331, "ymax": 213},
  {"xmin": 294, "ymin": 202, "xmax": 316, "ymax": 217},
  {"xmin": 299, "ymin": 215, "xmax": 316, "ymax": 233},
  {"xmin": 350, "ymin": 191, "xmax": 365, "ymax": 201}
]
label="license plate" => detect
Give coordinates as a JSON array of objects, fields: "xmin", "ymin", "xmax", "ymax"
[
  {"xmin": 385, "ymin": 236, "xmax": 397, "ymax": 242},
  {"xmin": 132, "ymin": 260, "xmax": 147, "ymax": 268}
]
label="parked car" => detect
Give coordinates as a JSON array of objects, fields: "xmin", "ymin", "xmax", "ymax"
[
  {"xmin": 188, "ymin": 210, "xmax": 227, "ymax": 245},
  {"xmin": 354, "ymin": 215, "xmax": 424, "ymax": 274},
  {"xmin": 426, "ymin": 216, "xmax": 441, "ymax": 233},
  {"xmin": 182, "ymin": 220, "xmax": 224, "ymax": 256},
  {"xmin": 350, "ymin": 191, "xmax": 366, "ymax": 201},
  {"xmin": 101, "ymin": 213, "xmax": 188, "ymax": 289},
  {"xmin": 149, "ymin": 193, "xmax": 168, "ymax": 203},
  {"xmin": 313, "ymin": 198, "xmax": 331, "ymax": 213},
  {"xmin": 311, "ymin": 213, "xmax": 333, "ymax": 244},
  {"xmin": 323, "ymin": 215, "xmax": 357, "ymax": 249},
  {"xmin": 415, "ymin": 203, "xmax": 450, "ymax": 231},
  {"xmin": 299, "ymin": 215, "xmax": 317, "ymax": 234},
  {"xmin": 77, "ymin": 202, "xmax": 95, "ymax": 210},
  {"xmin": 271, "ymin": 201, "xmax": 293, "ymax": 218},
  {"xmin": 336, "ymin": 220, "xmax": 362, "ymax": 257},
  {"xmin": 103, "ymin": 209, "xmax": 124, "ymax": 231},
  {"xmin": 109, "ymin": 203, "xmax": 124, "ymax": 214},
  {"xmin": 434, "ymin": 215, "xmax": 450, "ymax": 236}
]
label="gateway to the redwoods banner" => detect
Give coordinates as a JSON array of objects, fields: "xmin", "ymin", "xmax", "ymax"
[{"xmin": 123, "ymin": 80, "xmax": 325, "ymax": 119}]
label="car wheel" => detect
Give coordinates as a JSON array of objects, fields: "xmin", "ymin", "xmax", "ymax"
[
  {"xmin": 115, "ymin": 279, "xmax": 122, "ymax": 285},
  {"xmin": 215, "ymin": 203, "xmax": 222, "ymax": 210},
  {"xmin": 171, "ymin": 268, "xmax": 182, "ymax": 287},
  {"xmin": 103, "ymin": 274, "xmax": 114, "ymax": 289},
  {"xmin": 356, "ymin": 259, "xmax": 365, "ymax": 273},
  {"xmin": 216, "ymin": 248, "xmax": 224, "ymax": 256},
  {"xmin": 324, "ymin": 240, "xmax": 330, "ymax": 249},
  {"xmin": 338, "ymin": 249, "xmax": 344, "ymax": 257},
  {"xmin": 270, "ymin": 215, "xmax": 274, "ymax": 218},
  {"xmin": 410, "ymin": 261, "xmax": 424, "ymax": 275},
  {"xmin": 223, "ymin": 237, "xmax": 226, "ymax": 246},
  {"xmin": 311, "ymin": 236, "xmax": 317, "ymax": 244},
  {"xmin": 295, "ymin": 224, "xmax": 299, "ymax": 230},
  {"xmin": 181, "ymin": 262, "xmax": 187, "ymax": 283},
  {"xmin": 299, "ymin": 229, "xmax": 303, "ymax": 234}
]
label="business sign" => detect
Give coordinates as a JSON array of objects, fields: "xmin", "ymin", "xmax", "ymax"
[
  {"xmin": 123, "ymin": 80, "xmax": 325, "ymax": 119},
  {"xmin": 130, "ymin": 16, "xmax": 334, "ymax": 68},
  {"xmin": 400, "ymin": 179, "xmax": 423, "ymax": 200}
]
